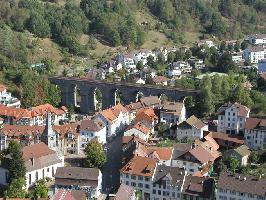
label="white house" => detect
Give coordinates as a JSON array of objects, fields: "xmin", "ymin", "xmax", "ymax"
[
  {"xmin": 231, "ymin": 52, "xmax": 244, "ymax": 63},
  {"xmin": 123, "ymin": 56, "xmax": 136, "ymax": 70},
  {"xmin": 244, "ymin": 117, "xmax": 266, "ymax": 150},
  {"xmin": 54, "ymin": 167, "xmax": 102, "ymax": 199},
  {"xmin": 248, "ymin": 34, "xmax": 266, "ymax": 45},
  {"xmin": 98, "ymin": 104, "xmax": 129, "ymax": 138},
  {"xmin": 166, "ymin": 63, "xmax": 182, "ymax": 78},
  {"xmin": 0, "ymin": 84, "xmax": 20, "ymax": 108},
  {"xmin": 243, "ymin": 46, "xmax": 265, "ymax": 63},
  {"xmin": 197, "ymin": 40, "xmax": 215, "ymax": 48},
  {"xmin": 160, "ymin": 101, "xmax": 186, "ymax": 126},
  {"xmin": 217, "ymin": 102, "xmax": 250, "ymax": 135},
  {"xmin": 216, "ymin": 172, "xmax": 266, "ymax": 200},
  {"xmin": 258, "ymin": 59, "xmax": 266, "ymax": 74},
  {"xmin": 175, "ymin": 115, "xmax": 208, "ymax": 140},
  {"xmin": 0, "ymin": 142, "xmax": 64, "ymax": 189},
  {"xmin": 79, "ymin": 118, "xmax": 106, "ymax": 150},
  {"xmin": 224, "ymin": 145, "xmax": 251, "ymax": 166},
  {"xmin": 133, "ymin": 50, "xmax": 156, "ymax": 65},
  {"xmin": 152, "ymin": 76, "xmax": 168, "ymax": 86},
  {"xmin": 124, "ymin": 122, "xmax": 152, "ymax": 142},
  {"xmin": 134, "ymin": 77, "xmax": 145, "ymax": 85}
]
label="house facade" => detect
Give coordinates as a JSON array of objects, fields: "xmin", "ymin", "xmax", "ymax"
[
  {"xmin": 244, "ymin": 118, "xmax": 266, "ymax": 150},
  {"xmin": 175, "ymin": 115, "xmax": 208, "ymax": 140},
  {"xmin": 217, "ymin": 103, "xmax": 250, "ymax": 135},
  {"xmin": 0, "ymin": 84, "xmax": 20, "ymax": 108},
  {"xmin": 249, "ymin": 34, "xmax": 266, "ymax": 45},
  {"xmin": 0, "ymin": 142, "xmax": 64, "ymax": 189},
  {"xmin": 160, "ymin": 101, "xmax": 186, "ymax": 126},
  {"xmin": 54, "ymin": 167, "xmax": 102, "ymax": 199},
  {"xmin": 216, "ymin": 172, "xmax": 266, "ymax": 200},
  {"xmin": 243, "ymin": 46, "xmax": 265, "ymax": 63}
]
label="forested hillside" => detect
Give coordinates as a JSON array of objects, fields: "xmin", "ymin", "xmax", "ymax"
[{"xmin": 0, "ymin": 0, "xmax": 266, "ymax": 107}]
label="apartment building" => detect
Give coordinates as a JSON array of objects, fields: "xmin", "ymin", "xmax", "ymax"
[
  {"xmin": 160, "ymin": 101, "xmax": 186, "ymax": 126},
  {"xmin": 217, "ymin": 102, "xmax": 250, "ymax": 135},
  {"xmin": 120, "ymin": 156, "xmax": 187, "ymax": 200},
  {"xmin": 249, "ymin": 34, "xmax": 266, "ymax": 45},
  {"xmin": 216, "ymin": 172, "xmax": 266, "ymax": 200},
  {"xmin": 245, "ymin": 118, "xmax": 266, "ymax": 150},
  {"xmin": 243, "ymin": 46, "xmax": 265, "ymax": 63}
]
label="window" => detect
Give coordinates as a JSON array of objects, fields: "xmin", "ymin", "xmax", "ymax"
[
  {"xmin": 172, "ymin": 192, "xmax": 175, "ymax": 197},
  {"xmin": 145, "ymin": 184, "xmax": 150, "ymax": 189},
  {"xmin": 228, "ymin": 112, "xmax": 231, "ymax": 115},
  {"xmin": 163, "ymin": 191, "xmax": 166, "ymax": 196},
  {"xmin": 158, "ymin": 190, "xmax": 161, "ymax": 195},
  {"xmin": 138, "ymin": 183, "xmax": 143, "ymax": 188},
  {"xmin": 228, "ymin": 118, "xmax": 230, "ymax": 121},
  {"xmin": 228, "ymin": 123, "xmax": 230, "ymax": 127},
  {"xmin": 47, "ymin": 168, "xmax": 49, "ymax": 172},
  {"xmin": 152, "ymin": 189, "xmax": 156, "ymax": 194},
  {"xmin": 29, "ymin": 174, "xmax": 31, "ymax": 185},
  {"xmin": 42, "ymin": 169, "xmax": 45, "ymax": 179},
  {"xmin": 131, "ymin": 175, "xmax": 136, "ymax": 180},
  {"xmin": 248, "ymin": 194, "xmax": 254, "ymax": 198},
  {"xmin": 35, "ymin": 171, "xmax": 38, "ymax": 181},
  {"xmin": 131, "ymin": 182, "xmax": 136, "ymax": 187},
  {"xmin": 145, "ymin": 177, "xmax": 150, "ymax": 181},
  {"xmin": 138, "ymin": 176, "xmax": 143, "ymax": 180},
  {"xmin": 126, "ymin": 181, "xmax": 129, "ymax": 185},
  {"xmin": 126, "ymin": 174, "xmax": 129, "ymax": 178}
]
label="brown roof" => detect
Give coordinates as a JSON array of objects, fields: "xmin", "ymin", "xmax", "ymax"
[
  {"xmin": 140, "ymin": 96, "xmax": 161, "ymax": 107},
  {"xmin": 182, "ymin": 175, "xmax": 215, "ymax": 198},
  {"xmin": 22, "ymin": 142, "xmax": 55, "ymax": 160},
  {"xmin": 126, "ymin": 122, "xmax": 151, "ymax": 135},
  {"xmin": 217, "ymin": 172, "xmax": 266, "ymax": 197},
  {"xmin": 120, "ymin": 156, "xmax": 157, "ymax": 177},
  {"xmin": 217, "ymin": 102, "xmax": 249, "ymax": 117},
  {"xmin": 146, "ymin": 147, "xmax": 173, "ymax": 160},
  {"xmin": 114, "ymin": 184, "xmax": 135, "ymax": 200},
  {"xmin": 80, "ymin": 118, "xmax": 105, "ymax": 132},
  {"xmin": 54, "ymin": 189, "xmax": 86, "ymax": 200},
  {"xmin": 100, "ymin": 103, "xmax": 128, "ymax": 123},
  {"xmin": 178, "ymin": 115, "xmax": 206, "ymax": 130},
  {"xmin": 189, "ymin": 145, "xmax": 219, "ymax": 164},
  {"xmin": 206, "ymin": 131, "xmax": 244, "ymax": 145},
  {"xmin": 126, "ymin": 102, "xmax": 143, "ymax": 112},
  {"xmin": 245, "ymin": 117, "xmax": 266, "ymax": 130},
  {"xmin": 152, "ymin": 76, "xmax": 168, "ymax": 83},
  {"xmin": 55, "ymin": 167, "xmax": 99, "ymax": 181},
  {"xmin": 135, "ymin": 108, "xmax": 158, "ymax": 123},
  {"xmin": 122, "ymin": 135, "xmax": 148, "ymax": 146},
  {"xmin": 161, "ymin": 101, "xmax": 184, "ymax": 116}
]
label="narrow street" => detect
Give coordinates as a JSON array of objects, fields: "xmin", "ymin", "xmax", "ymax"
[{"xmin": 102, "ymin": 134, "xmax": 123, "ymax": 194}]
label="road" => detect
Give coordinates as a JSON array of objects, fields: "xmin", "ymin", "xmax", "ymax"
[{"xmin": 102, "ymin": 134, "xmax": 123, "ymax": 194}]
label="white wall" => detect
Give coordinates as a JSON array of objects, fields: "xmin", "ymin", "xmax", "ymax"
[
  {"xmin": 216, "ymin": 188, "xmax": 263, "ymax": 200},
  {"xmin": 80, "ymin": 126, "xmax": 107, "ymax": 150},
  {"xmin": 176, "ymin": 125, "xmax": 208, "ymax": 140}
]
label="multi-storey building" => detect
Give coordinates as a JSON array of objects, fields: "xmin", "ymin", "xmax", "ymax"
[
  {"xmin": 249, "ymin": 34, "xmax": 266, "ymax": 45},
  {"xmin": 55, "ymin": 167, "xmax": 102, "ymax": 199},
  {"xmin": 79, "ymin": 118, "xmax": 106, "ymax": 150},
  {"xmin": 244, "ymin": 117, "xmax": 266, "ymax": 150},
  {"xmin": 243, "ymin": 46, "xmax": 265, "ymax": 63},
  {"xmin": 120, "ymin": 156, "xmax": 187, "ymax": 200},
  {"xmin": 217, "ymin": 102, "xmax": 250, "ymax": 135},
  {"xmin": 175, "ymin": 115, "xmax": 208, "ymax": 140},
  {"xmin": 160, "ymin": 101, "xmax": 186, "ymax": 126},
  {"xmin": 216, "ymin": 172, "xmax": 266, "ymax": 200}
]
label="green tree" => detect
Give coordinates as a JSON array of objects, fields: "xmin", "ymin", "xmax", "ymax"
[
  {"xmin": 185, "ymin": 49, "xmax": 192, "ymax": 60},
  {"xmin": 216, "ymin": 52, "xmax": 237, "ymax": 73},
  {"xmin": 234, "ymin": 41, "xmax": 240, "ymax": 52},
  {"xmin": 157, "ymin": 53, "xmax": 165, "ymax": 65},
  {"xmin": 167, "ymin": 51, "xmax": 175, "ymax": 63},
  {"xmin": 228, "ymin": 156, "xmax": 240, "ymax": 173},
  {"xmin": 231, "ymin": 85, "xmax": 253, "ymax": 108},
  {"xmin": 136, "ymin": 61, "xmax": 144, "ymax": 70},
  {"xmin": 84, "ymin": 140, "xmax": 106, "ymax": 168},
  {"xmin": 241, "ymin": 41, "xmax": 248, "ymax": 50},
  {"xmin": 27, "ymin": 12, "xmax": 51, "ymax": 38},
  {"xmin": 175, "ymin": 50, "xmax": 185, "ymax": 61},
  {"xmin": 32, "ymin": 180, "xmax": 49, "ymax": 198},
  {"xmin": 5, "ymin": 177, "xmax": 26, "ymax": 198},
  {"xmin": 250, "ymin": 151, "xmax": 259, "ymax": 164},
  {"xmin": 147, "ymin": 55, "xmax": 155, "ymax": 67},
  {"xmin": 6, "ymin": 141, "xmax": 26, "ymax": 183}
]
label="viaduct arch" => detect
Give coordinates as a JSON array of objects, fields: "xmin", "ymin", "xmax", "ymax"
[{"xmin": 49, "ymin": 77, "xmax": 199, "ymax": 114}]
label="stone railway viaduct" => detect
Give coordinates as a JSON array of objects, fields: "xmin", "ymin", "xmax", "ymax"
[{"xmin": 49, "ymin": 77, "xmax": 199, "ymax": 114}]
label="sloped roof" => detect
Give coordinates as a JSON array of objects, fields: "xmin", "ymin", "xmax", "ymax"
[
  {"xmin": 146, "ymin": 147, "xmax": 173, "ymax": 160},
  {"xmin": 140, "ymin": 96, "xmax": 161, "ymax": 107},
  {"xmin": 80, "ymin": 118, "xmax": 105, "ymax": 132},
  {"xmin": 178, "ymin": 115, "xmax": 206, "ymax": 130},
  {"xmin": 217, "ymin": 102, "xmax": 249, "ymax": 117},
  {"xmin": 233, "ymin": 145, "xmax": 251, "ymax": 157},
  {"xmin": 114, "ymin": 184, "xmax": 135, "ymax": 200},
  {"xmin": 22, "ymin": 142, "xmax": 55, "ymax": 160},
  {"xmin": 217, "ymin": 172, "xmax": 266, "ymax": 197},
  {"xmin": 245, "ymin": 117, "xmax": 266, "ymax": 130},
  {"xmin": 135, "ymin": 108, "xmax": 158, "ymax": 123},
  {"xmin": 126, "ymin": 122, "xmax": 151, "ymax": 135},
  {"xmin": 120, "ymin": 156, "xmax": 157, "ymax": 177},
  {"xmin": 161, "ymin": 101, "xmax": 184, "ymax": 116},
  {"xmin": 100, "ymin": 104, "xmax": 128, "ymax": 123},
  {"xmin": 189, "ymin": 145, "xmax": 219, "ymax": 164}
]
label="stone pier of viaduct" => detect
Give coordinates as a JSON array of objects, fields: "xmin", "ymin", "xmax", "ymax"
[{"xmin": 49, "ymin": 77, "xmax": 199, "ymax": 114}]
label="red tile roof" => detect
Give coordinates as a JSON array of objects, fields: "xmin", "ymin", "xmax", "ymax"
[
  {"xmin": 100, "ymin": 104, "xmax": 128, "ymax": 123},
  {"xmin": 245, "ymin": 117, "xmax": 266, "ymax": 130},
  {"xmin": 22, "ymin": 142, "xmax": 55, "ymax": 160},
  {"xmin": 152, "ymin": 76, "xmax": 168, "ymax": 83},
  {"xmin": 120, "ymin": 156, "xmax": 157, "ymax": 177},
  {"xmin": 146, "ymin": 147, "xmax": 173, "ymax": 160},
  {"xmin": 135, "ymin": 108, "xmax": 158, "ymax": 123}
]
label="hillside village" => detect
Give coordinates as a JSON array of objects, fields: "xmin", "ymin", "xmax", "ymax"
[{"xmin": 0, "ymin": 31, "xmax": 266, "ymax": 198}]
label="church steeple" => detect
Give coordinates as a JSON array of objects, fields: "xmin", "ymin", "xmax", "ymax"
[{"xmin": 42, "ymin": 112, "xmax": 56, "ymax": 149}]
